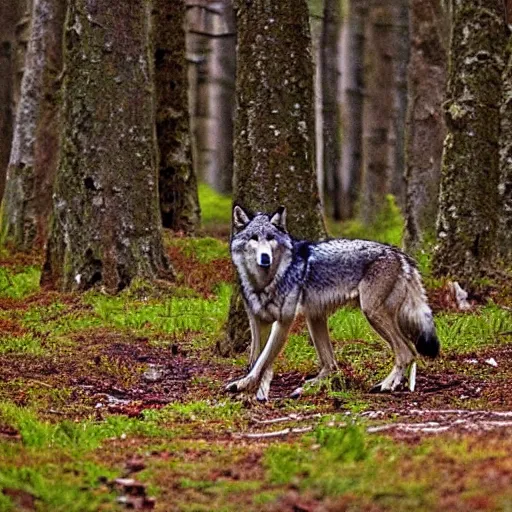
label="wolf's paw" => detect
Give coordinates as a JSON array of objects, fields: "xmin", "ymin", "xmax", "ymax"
[
  {"xmin": 370, "ymin": 363, "xmax": 416, "ymax": 393},
  {"xmin": 225, "ymin": 376, "xmax": 257, "ymax": 394}
]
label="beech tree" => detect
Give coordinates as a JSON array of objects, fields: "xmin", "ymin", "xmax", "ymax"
[
  {"xmin": 218, "ymin": 0, "xmax": 326, "ymax": 355},
  {"xmin": 1, "ymin": 0, "xmax": 65, "ymax": 250},
  {"xmin": 42, "ymin": 0, "xmax": 171, "ymax": 292},
  {"xmin": 154, "ymin": 0, "xmax": 200, "ymax": 233}
]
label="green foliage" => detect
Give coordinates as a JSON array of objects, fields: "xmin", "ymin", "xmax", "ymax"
[
  {"xmin": 435, "ymin": 305, "xmax": 512, "ymax": 353},
  {"xmin": 328, "ymin": 194, "xmax": 404, "ymax": 246},
  {"xmin": 198, "ymin": 182, "xmax": 232, "ymax": 227},
  {"xmin": 0, "ymin": 266, "xmax": 40, "ymax": 299},
  {"xmin": 0, "ymin": 334, "xmax": 44, "ymax": 355},
  {"xmin": 0, "ymin": 460, "xmax": 118, "ymax": 512},
  {"xmin": 144, "ymin": 399, "xmax": 243, "ymax": 425},
  {"xmin": 87, "ymin": 282, "xmax": 231, "ymax": 335},
  {"xmin": 168, "ymin": 236, "xmax": 229, "ymax": 263},
  {"xmin": 0, "ymin": 402, "xmax": 166, "ymax": 452}
]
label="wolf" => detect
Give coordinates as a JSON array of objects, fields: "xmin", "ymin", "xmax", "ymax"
[{"xmin": 226, "ymin": 205, "xmax": 440, "ymax": 402}]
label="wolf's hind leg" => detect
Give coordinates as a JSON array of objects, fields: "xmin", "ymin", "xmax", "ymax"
[
  {"xmin": 359, "ymin": 265, "xmax": 416, "ymax": 392},
  {"xmin": 363, "ymin": 310, "xmax": 416, "ymax": 392},
  {"xmin": 291, "ymin": 315, "xmax": 339, "ymax": 398}
]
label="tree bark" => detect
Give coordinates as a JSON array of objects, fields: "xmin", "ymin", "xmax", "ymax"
[
  {"xmin": 186, "ymin": 0, "xmax": 236, "ymax": 195},
  {"xmin": 339, "ymin": 0, "xmax": 367, "ymax": 220},
  {"xmin": 1, "ymin": 0, "xmax": 65, "ymax": 251},
  {"xmin": 320, "ymin": 0, "xmax": 343, "ymax": 219},
  {"xmin": 497, "ymin": 31, "xmax": 512, "ymax": 266},
  {"xmin": 389, "ymin": 0, "xmax": 408, "ymax": 208},
  {"xmin": 0, "ymin": 0, "xmax": 25, "ymax": 203},
  {"xmin": 360, "ymin": 0, "xmax": 396, "ymax": 226},
  {"xmin": 41, "ymin": 0, "xmax": 172, "ymax": 293},
  {"xmin": 403, "ymin": 0, "xmax": 448, "ymax": 253},
  {"xmin": 218, "ymin": 0, "xmax": 326, "ymax": 356},
  {"xmin": 154, "ymin": 0, "xmax": 200, "ymax": 233},
  {"xmin": 433, "ymin": 0, "xmax": 505, "ymax": 283}
]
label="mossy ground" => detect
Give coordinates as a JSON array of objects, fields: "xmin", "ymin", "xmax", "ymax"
[{"xmin": 0, "ymin": 185, "xmax": 511, "ymax": 511}]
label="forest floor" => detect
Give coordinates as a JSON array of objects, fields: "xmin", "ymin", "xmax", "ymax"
[{"xmin": 0, "ymin": 210, "xmax": 511, "ymax": 511}]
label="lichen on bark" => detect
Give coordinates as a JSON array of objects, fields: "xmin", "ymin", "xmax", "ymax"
[
  {"xmin": 41, "ymin": 0, "xmax": 172, "ymax": 293},
  {"xmin": 433, "ymin": 0, "xmax": 506, "ymax": 283},
  {"xmin": 219, "ymin": 0, "xmax": 326, "ymax": 355}
]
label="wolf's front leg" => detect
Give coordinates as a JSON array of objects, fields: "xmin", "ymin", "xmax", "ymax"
[{"xmin": 226, "ymin": 320, "xmax": 292, "ymax": 398}]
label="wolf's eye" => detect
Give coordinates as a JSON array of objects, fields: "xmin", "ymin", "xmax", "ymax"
[
  {"xmin": 266, "ymin": 234, "xmax": 274, "ymax": 241},
  {"xmin": 250, "ymin": 234, "xmax": 258, "ymax": 241}
]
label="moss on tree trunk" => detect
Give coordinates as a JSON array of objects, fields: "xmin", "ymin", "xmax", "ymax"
[
  {"xmin": 0, "ymin": 0, "xmax": 65, "ymax": 251},
  {"xmin": 41, "ymin": 0, "xmax": 172, "ymax": 293},
  {"xmin": 218, "ymin": 0, "xmax": 326, "ymax": 356},
  {"xmin": 433, "ymin": 0, "xmax": 506, "ymax": 283},
  {"xmin": 153, "ymin": 0, "xmax": 200, "ymax": 234}
]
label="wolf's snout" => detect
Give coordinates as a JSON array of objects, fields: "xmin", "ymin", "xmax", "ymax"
[{"xmin": 258, "ymin": 252, "xmax": 271, "ymax": 268}]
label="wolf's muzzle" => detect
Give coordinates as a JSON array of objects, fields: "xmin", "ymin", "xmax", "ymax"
[{"xmin": 258, "ymin": 253, "xmax": 271, "ymax": 268}]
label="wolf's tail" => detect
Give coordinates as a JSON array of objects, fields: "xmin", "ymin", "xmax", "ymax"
[{"xmin": 398, "ymin": 268, "xmax": 440, "ymax": 359}]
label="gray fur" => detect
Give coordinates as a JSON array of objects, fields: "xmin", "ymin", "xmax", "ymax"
[{"xmin": 227, "ymin": 206, "xmax": 440, "ymax": 401}]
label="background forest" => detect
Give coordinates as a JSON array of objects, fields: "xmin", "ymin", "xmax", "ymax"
[{"xmin": 0, "ymin": 0, "xmax": 511, "ymax": 511}]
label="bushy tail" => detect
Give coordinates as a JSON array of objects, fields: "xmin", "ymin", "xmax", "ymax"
[{"xmin": 398, "ymin": 270, "xmax": 440, "ymax": 359}]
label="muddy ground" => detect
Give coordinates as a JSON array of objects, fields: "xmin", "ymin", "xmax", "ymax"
[{"xmin": 0, "ymin": 245, "xmax": 511, "ymax": 511}]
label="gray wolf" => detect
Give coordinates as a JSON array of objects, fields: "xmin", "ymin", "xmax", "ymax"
[{"xmin": 226, "ymin": 205, "xmax": 440, "ymax": 401}]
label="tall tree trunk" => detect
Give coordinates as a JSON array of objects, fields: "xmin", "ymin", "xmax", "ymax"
[
  {"xmin": 0, "ymin": 0, "xmax": 25, "ymax": 203},
  {"xmin": 433, "ymin": 0, "xmax": 505, "ymax": 284},
  {"xmin": 186, "ymin": 0, "xmax": 236, "ymax": 195},
  {"xmin": 339, "ymin": 0, "xmax": 367, "ymax": 220},
  {"xmin": 154, "ymin": 0, "xmax": 200, "ymax": 233},
  {"xmin": 497, "ymin": 28, "xmax": 512, "ymax": 266},
  {"xmin": 320, "ymin": 0, "xmax": 343, "ymax": 219},
  {"xmin": 389, "ymin": 0, "xmax": 408, "ymax": 208},
  {"xmin": 42, "ymin": 0, "xmax": 172, "ymax": 293},
  {"xmin": 13, "ymin": 0, "xmax": 32, "ymax": 114},
  {"xmin": 360, "ymin": 0, "xmax": 397, "ymax": 226},
  {"xmin": 403, "ymin": 0, "xmax": 448, "ymax": 253},
  {"xmin": 1, "ymin": 0, "xmax": 65, "ymax": 251},
  {"xmin": 218, "ymin": 0, "xmax": 326, "ymax": 356}
]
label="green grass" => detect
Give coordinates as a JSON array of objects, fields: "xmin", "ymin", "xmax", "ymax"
[
  {"xmin": 0, "ymin": 333, "xmax": 44, "ymax": 355},
  {"xmin": 168, "ymin": 236, "xmax": 229, "ymax": 263},
  {"xmin": 0, "ymin": 266, "xmax": 40, "ymax": 299},
  {"xmin": 327, "ymin": 194, "xmax": 404, "ymax": 246},
  {"xmin": 435, "ymin": 304, "xmax": 512, "ymax": 354},
  {"xmin": 198, "ymin": 182, "xmax": 232, "ymax": 228}
]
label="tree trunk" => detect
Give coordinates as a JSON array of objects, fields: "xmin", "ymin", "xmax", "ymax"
[
  {"xmin": 360, "ymin": 0, "xmax": 396, "ymax": 226},
  {"xmin": 186, "ymin": 0, "xmax": 236, "ymax": 195},
  {"xmin": 403, "ymin": 0, "xmax": 448, "ymax": 253},
  {"xmin": 339, "ymin": 0, "xmax": 367, "ymax": 220},
  {"xmin": 433, "ymin": 0, "xmax": 505, "ymax": 283},
  {"xmin": 13, "ymin": 0, "xmax": 32, "ymax": 114},
  {"xmin": 154, "ymin": 0, "xmax": 200, "ymax": 233},
  {"xmin": 497, "ymin": 30, "xmax": 512, "ymax": 266},
  {"xmin": 389, "ymin": 0, "xmax": 408, "ymax": 208},
  {"xmin": 0, "ymin": 0, "xmax": 25, "ymax": 203},
  {"xmin": 218, "ymin": 0, "xmax": 326, "ymax": 356},
  {"xmin": 1, "ymin": 0, "xmax": 65, "ymax": 251},
  {"xmin": 320, "ymin": 0, "xmax": 343, "ymax": 219},
  {"xmin": 41, "ymin": 0, "xmax": 172, "ymax": 293}
]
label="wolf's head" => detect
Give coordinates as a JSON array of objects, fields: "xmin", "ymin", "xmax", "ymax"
[{"xmin": 231, "ymin": 205, "xmax": 293, "ymax": 288}]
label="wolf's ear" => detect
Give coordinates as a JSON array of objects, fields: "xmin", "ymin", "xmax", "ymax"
[
  {"xmin": 270, "ymin": 206, "xmax": 287, "ymax": 230},
  {"xmin": 233, "ymin": 205, "xmax": 251, "ymax": 230}
]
